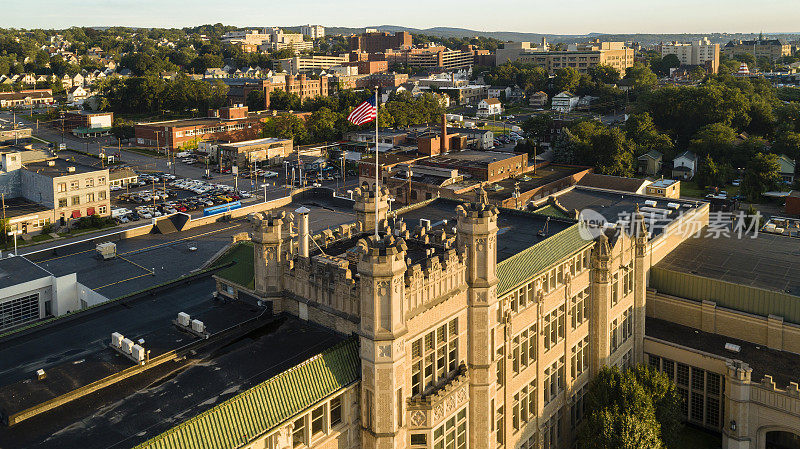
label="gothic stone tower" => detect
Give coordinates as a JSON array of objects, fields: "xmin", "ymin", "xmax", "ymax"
[
  {"xmin": 354, "ymin": 185, "xmax": 390, "ymax": 234},
  {"xmin": 456, "ymin": 202, "xmax": 499, "ymax": 449},
  {"xmin": 357, "ymin": 234, "xmax": 409, "ymax": 449},
  {"xmin": 249, "ymin": 211, "xmax": 285, "ymax": 295}
]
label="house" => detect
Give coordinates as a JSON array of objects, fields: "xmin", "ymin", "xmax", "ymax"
[
  {"xmin": 778, "ymin": 154, "xmax": 796, "ymax": 184},
  {"xmin": 551, "ymin": 91, "xmax": 579, "ymax": 112},
  {"xmin": 476, "ymin": 98, "xmax": 502, "ymax": 118},
  {"xmin": 645, "ymin": 179, "xmax": 681, "ymax": 199},
  {"xmin": 508, "ymin": 85, "xmax": 526, "ymax": 102},
  {"xmin": 487, "ymin": 86, "xmax": 511, "ymax": 100},
  {"xmin": 528, "ymin": 91, "xmax": 548, "ymax": 108},
  {"xmin": 672, "ymin": 151, "xmax": 697, "ymax": 179},
  {"xmin": 637, "ymin": 150, "xmax": 663, "ymax": 176},
  {"xmin": 67, "ymin": 86, "xmax": 89, "ymax": 104}
]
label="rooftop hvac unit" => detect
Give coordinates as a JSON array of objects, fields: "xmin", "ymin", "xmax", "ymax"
[
  {"xmin": 96, "ymin": 242, "xmax": 117, "ymax": 260},
  {"xmin": 644, "ymin": 200, "xmax": 658, "ymax": 207},
  {"xmin": 667, "ymin": 202, "xmax": 681, "ymax": 210},
  {"xmin": 121, "ymin": 338, "xmax": 134, "ymax": 354},
  {"xmin": 191, "ymin": 319, "xmax": 205, "ymax": 334},
  {"xmin": 725, "ymin": 343, "xmax": 741, "ymax": 353},
  {"xmin": 36, "ymin": 369, "xmax": 46, "ymax": 380},
  {"xmin": 420, "ymin": 218, "xmax": 431, "ymax": 230},
  {"xmin": 131, "ymin": 345, "xmax": 146, "ymax": 363},
  {"xmin": 111, "ymin": 332, "xmax": 124, "ymax": 348},
  {"xmin": 177, "ymin": 312, "xmax": 191, "ymax": 327}
]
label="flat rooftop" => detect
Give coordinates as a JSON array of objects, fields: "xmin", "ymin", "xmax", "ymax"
[
  {"xmin": 422, "ymin": 150, "xmax": 520, "ymax": 169},
  {"xmin": 24, "ymin": 157, "xmax": 106, "ymax": 178},
  {"xmin": 2, "ymin": 197, "xmax": 50, "ymax": 218},
  {"xmin": 650, "ymin": 179, "xmax": 680, "ymax": 188},
  {"xmin": 646, "ymin": 317, "xmax": 800, "ymax": 388},
  {"xmin": 487, "ymin": 165, "xmax": 586, "ymax": 200},
  {"xmin": 0, "ymin": 256, "xmax": 51, "ymax": 290},
  {"xmin": 0, "ymin": 292, "xmax": 344, "ymax": 449},
  {"xmin": 655, "ymin": 230, "xmax": 800, "ymax": 296},
  {"xmin": 219, "ymin": 137, "xmax": 292, "ymax": 148},
  {"xmin": 553, "ymin": 186, "xmax": 704, "ymax": 238}
]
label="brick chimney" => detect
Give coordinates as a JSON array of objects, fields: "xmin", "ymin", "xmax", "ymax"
[{"xmin": 441, "ymin": 114, "xmax": 449, "ymax": 153}]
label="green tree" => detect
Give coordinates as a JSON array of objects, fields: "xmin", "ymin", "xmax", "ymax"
[
  {"xmin": 578, "ymin": 365, "xmax": 682, "ymax": 449},
  {"xmin": 521, "ymin": 113, "xmax": 554, "ymax": 144},
  {"xmin": 262, "ymin": 113, "xmax": 308, "ymax": 144},
  {"xmin": 741, "ymin": 152, "xmax": 781, "ymax": 201},
  {"xmin": 553, "ymin": 67, "xmax": 581, "ymax": 93},
  {"xmin": 306, "ymin": 107, "xmax": 342, "ymax": 143},
  {"xmin": 624, "ymin": 63, "xmax": 658, "ymax": 90},
  {"xmin": 588, "ymin": 64, "xmax": 621, "ymax": 85},
  {"xmin": 688, "ymin": 122, "xmax": 737, "ymax": 160},
  {"xmin": 624, "ymin": 112, "xmax": 672, "ymax": 157}
]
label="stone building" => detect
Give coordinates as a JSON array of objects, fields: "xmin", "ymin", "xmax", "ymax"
[{"xmin": 207, "ymin": 185, "xmax": 709, "ymax": 449}]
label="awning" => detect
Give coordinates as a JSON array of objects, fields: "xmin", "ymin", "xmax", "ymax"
[
  {"xmin": 71, "ymin": 210, "xmax": 81, "ymax": 218},
  {"xmin": 86, "ymin": 207, "xmax": 95, "ymax": 216}
]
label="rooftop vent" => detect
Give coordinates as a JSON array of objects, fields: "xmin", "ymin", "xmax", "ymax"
[
  {"xmin": 725, "ymin": 343, "xmax": 741, "ymax": 353},
  {"xmin": 36, "ymin": 369, "xmax": 46, "ymax": 380},
  {"xmin": 644, "ymin": 200, "xmax": 657, "ymax": 207},
  {"xmin": 67, "ymin": 166, "xmax": 76, "ymax": 173},
  {"xmin": 47, "ymin": 160, "xmax": 55, "ymax": 166}
]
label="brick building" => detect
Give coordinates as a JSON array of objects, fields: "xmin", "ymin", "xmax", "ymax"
[{"xmin": 349, "ymin": 31, "xmax": 412, "ymax": 53}]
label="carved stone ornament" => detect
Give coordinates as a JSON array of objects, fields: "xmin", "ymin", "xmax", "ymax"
[{"xmin": 411, "ymin": 410, "xmax": 426, "ymax": 426}]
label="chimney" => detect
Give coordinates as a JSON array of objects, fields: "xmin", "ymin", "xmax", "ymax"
[
  {"xmin": 441, "ymin": 114, "xmax": 449, "ymax": 153},
  {"xmin": 296, "ymin": 206, "xmax": 310, "ymax": 257}
]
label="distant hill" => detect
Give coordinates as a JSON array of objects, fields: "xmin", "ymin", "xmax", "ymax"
[{"xmin": 320, "ymin": 25, "xmax": 800, "ymax": 45}]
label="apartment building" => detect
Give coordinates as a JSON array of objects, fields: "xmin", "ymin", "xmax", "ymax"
[
  {"xmin": 497, "ymin": 40, "xmax": 634, "ymax": 76},
  {"xmin": 661, "ymin": 37, "xmax": 720, "ymax": 74},
  {"xmin": 217, "ymin": 137, "xmax": 294, "ymax": 168},
  {"xmin": 276, "ymin": 54, "xmax": 351, "ymax": 74},
  {"xmin": 301, "ymin": 24, "xmax": 325, "ymax": 39},
  {"xmin": 386, "ymin": 46, "xmax": 479, "ymax": 71},
  {"xmin": 23, "ymin": 158, "xmax": 111, "ymax": 223},
  {"xmin": 265, "ymin": 74, "xmax": 330, "ymax": 108}
]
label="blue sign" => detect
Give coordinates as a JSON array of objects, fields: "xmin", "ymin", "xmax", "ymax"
[{"xmin": 202, "ymin": 201, "xmax": 242, "ymax": 217}]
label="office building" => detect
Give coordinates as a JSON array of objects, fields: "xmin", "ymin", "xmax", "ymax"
[
  {"xmin": 349, "ymin": 30, "xmax": 412, "ymax": 53},
  {"xmin": 496, "ymin": 40, "xmax": 634, "ymax": 76},
  {"xmin": 217, "ymin": 137, "xmax": 294, "ymax": 169},
  {"xmin": 724, "ymin": 37, "xmax": 792, "ymax": 61}
]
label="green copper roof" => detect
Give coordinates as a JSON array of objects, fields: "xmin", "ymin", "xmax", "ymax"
[
  {"xmin": 133, "ymin": 337, "xmax": 360, "ymax": 449},
  {"xmin": 214, "ymin": 241, "xmax": 255, "ymax": 289},
  {"xmin": 533, "ymin": 204, "xmax": 572, "ymax": 219},
  {"xmin": 497, "ymin": 224, "xmax": 592, "ymax": 296}
]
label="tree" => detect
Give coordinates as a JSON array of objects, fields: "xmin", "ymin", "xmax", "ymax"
[
  {"xmin": 246, "ymin": 89, "xmax": 266, "ymax": 111},
  {"xmin": 262, "ymin": 113, "xmax": 308, "ymax": 144},
  {"xmin": 688, "ymin": 123, "xmax": 737, "ymax": 160},
  {"xmin": 577, "ymin": 365, "xmax": 683, "ymax": 449},
  {"xmin": 306, "ymin": 107, "xmax": 342, "ymax": 143},
  {"xmin": 588, "ymin": 64, "xmax": 621, "ymax": 85},
  {"xmin": 625, "ymin": 112, "xmax": 672, "ymax": 157},
  {"xmin": 553, "ymin": 67, "xmax": 581, "ymax": 93},
  {"xmin": 624, "ymin": 63, "xmax": 657, "ymax": 90},
  {"xmin": 521, "ymin": 113, "xmax": 554, "ymax": 144},
  {"xmin": 741, "ymin": 152, "xmax": 781, "ymax": 201},
  {"xmin": 696, "ymin": 154, "xmax": 722, "ymax": 190}
]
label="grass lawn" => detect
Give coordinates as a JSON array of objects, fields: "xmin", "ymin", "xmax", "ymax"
[
  {"xmin": 479, "ymin": 125, "xmax": 512, "ymax": 135},
  {"xmin": 677, "ymin": 425, "xmax": 722, "ymax": 449},
  {"xmin": 30, "ymin": 233, "xmax": 54, "ymax": 243},
  {"xmin": 679, "ymin": 180, "xmax": 740, "ymax": 199}
]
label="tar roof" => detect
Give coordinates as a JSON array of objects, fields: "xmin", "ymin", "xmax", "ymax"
[
  {"xmin": 24, "ymin": 157, "xmax": 107, "ymax": 178},
  {"xmin": 576, "ymin": 173, "xmax": 649, "ymax": 193},
  {"xmin": 0, "ymin": 256, "xmax": 51, "ymax": 290},
  {"xmin": 646, "ymin": 317, "xmax": 800, "ymax": 388},
  {"xmin": 487, "ymin": 165, "xmax": 586, "ymax": 200},
  {"xmin": 655, "ymin": 231, "xmax": 800, "ymax": 296},
  {"xmin": 0, "ymin": 311, "xmax": 345, "ymax": 449},
  {"xmin": 421, "ymin": 150, "xmax": 519, "ymax": 168},
  {"xmin": 553, "ymin": 186, "xmax": 703, "ymax": 238},
  {"xmin": 2, "ymin": 197, "xmax": 50, "ymax": 218}
]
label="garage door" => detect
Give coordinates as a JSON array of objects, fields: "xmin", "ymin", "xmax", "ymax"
[{"xmin": 0, "ymin": 293, "xmax": 40, "ymax": 331}]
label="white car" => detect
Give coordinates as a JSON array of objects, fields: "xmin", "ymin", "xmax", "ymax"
[{"xmin": 110, "ymin": 185, "xmax": 122, "ymax": 191}]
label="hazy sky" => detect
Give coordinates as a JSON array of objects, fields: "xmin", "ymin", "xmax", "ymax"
[{"xmin": 3, "ymin": 0, "xmax": 799, "ymax": 34}]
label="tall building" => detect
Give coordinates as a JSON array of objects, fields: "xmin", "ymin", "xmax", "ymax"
[
  {"xmin": 495, "ymin": 39, "xmax": 635, "ymax": 76},
  {"xmin": 301, "ymin": 25, "xmax": 325, "ymax": 40},
  {"xmin": 661, "ymin": 37, "xmax": 720, "ymax": 74},
  {"xmin": 349, "ymin": 31, "xmax": 412, "ymax": 53},
  {"xmin": 385, "ymin": 46, "xmax": 480, "ymax": 71}
]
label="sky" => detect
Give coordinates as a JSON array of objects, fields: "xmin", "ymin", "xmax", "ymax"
[{"xmin": 2, "ymin": 0, "xmax": 799, "ymax": 34}]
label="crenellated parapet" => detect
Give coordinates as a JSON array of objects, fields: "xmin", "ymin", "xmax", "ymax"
[
  {"xmin": 353, "ymin": 185, "xmax": 390, "ymax": 234},
  {"xmin": 405, "ymin": 247, "xmax": 466, "ymax": 315}
]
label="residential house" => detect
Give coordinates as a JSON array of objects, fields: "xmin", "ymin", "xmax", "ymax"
[
  {"xmin": 672, "ymin": 151, "xmax": 697, "ymax": 179},
  {"xmin": 778, "ymin": 154, "xmax": 796, "ymax": 184},
  {"xmin": 551, "ymin": 91, "xmax": 579, "ymax": 112},
  {"xmin": 487, "ymin": 86, "xmax": 511, "ymax": 100},
  {"xmin": 67, "ymin": 86, "xmax": 89, "ymax": 104},
  {"xmin": 637, "ymin": 150, "xmax": 663, "ymax": 176},
  {"xmin": 528, "ymin": 91, "xmax": 548, "ymax": 108},
  {"xmin": 476, "ymin": 97, "xmax": 502, "ymax": 118}
]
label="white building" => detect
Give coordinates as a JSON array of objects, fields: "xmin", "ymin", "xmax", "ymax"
[
  {"xmin": 0, "ymin": 256, "xmax": 108, "ymax": 332},
  {"xmin": 672, "ymin": 151, "xmax": 697, "ymax": 179},
  {"xmin": 551, "ymin": 91, "xmax": 579, "ymax": 112},
  {"xmin": 300, "ymin": 25, "xmax": 325, "ymax": 39},
  {"xmin": 476, "ymin": 97, "xmax": 502, "ymax": 117},
  {"xmin": 660, "ymin": 37, "xmax": 720, "ymax": 73}
]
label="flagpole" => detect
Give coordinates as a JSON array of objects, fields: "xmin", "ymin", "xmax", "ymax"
[{"xmin": 374, "ymin": 87, "xmax": 379, "ymax": 238}]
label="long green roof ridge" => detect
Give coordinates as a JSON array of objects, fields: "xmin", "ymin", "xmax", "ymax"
[
  {"xmin": 133, "ymin": 336, "xmax": 360, "ymax": 449},
  {"xmin": 532, "ymin": 204, "xmax": 572, "ymax": 219},
  {"xmin": 497, "ymin": 223, "xmax": 592, "ymax": 295}
]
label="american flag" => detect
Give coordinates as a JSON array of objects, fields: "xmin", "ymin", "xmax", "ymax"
[{"xmin": 347, "ymin": 97, "xmax": 377, "ymax": 125}]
